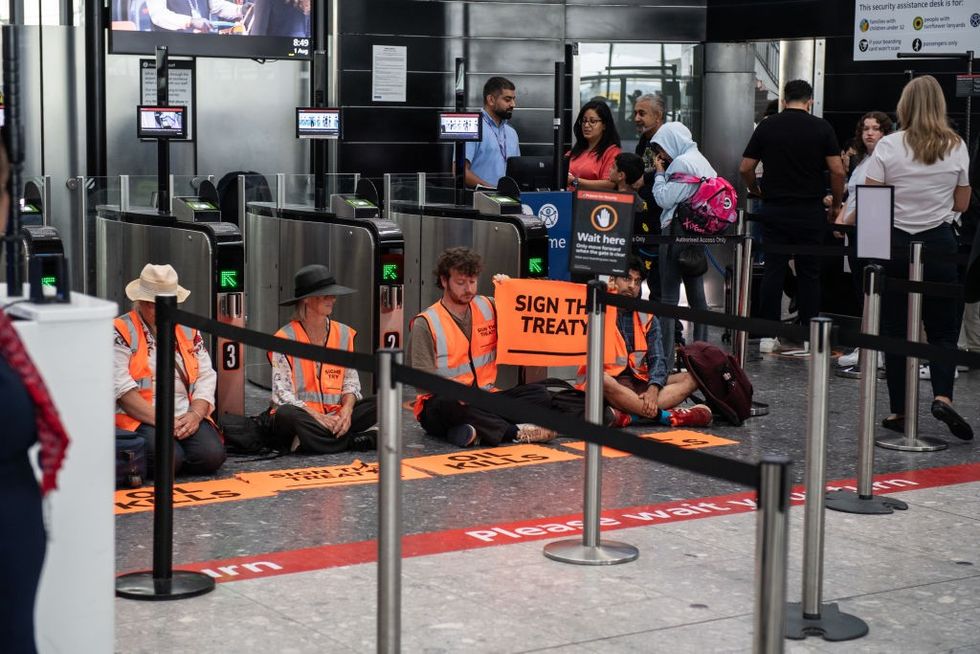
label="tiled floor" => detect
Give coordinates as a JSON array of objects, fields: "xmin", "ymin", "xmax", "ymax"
[{"xmin": 115, "ymin": 342, "xmax": 980, "ymax": 652}]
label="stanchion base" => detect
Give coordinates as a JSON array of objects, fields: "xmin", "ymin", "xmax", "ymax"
[
  {"xmin": 542, "ymin": 539, "xmax": 639, "ymax": 566},
  {"xmin": 750, "ymin": 400, "xmax": 769, "ymax": 417},
  {"xmin": 116, "ymin": 570, "xmax": 216, "ymax": 601},
  {"xmin": 785, "ymin": 602, "xmax": 869, "ymax": 641},
  {"xmin": 824, "ymin": 489, "xmax": 909, "ymax": 514},
  {"xmin": 875, "ymin": 435, "xmax": 948, "ymax": 452}
]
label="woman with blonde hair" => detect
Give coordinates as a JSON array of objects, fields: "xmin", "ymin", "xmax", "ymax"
[{"xmin": 864, "ymin": 75, "xmax": 973, "ymax": 440}]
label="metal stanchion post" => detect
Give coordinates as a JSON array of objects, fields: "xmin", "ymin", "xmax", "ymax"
[
  {"xmin": 754, "ymin": 456, "xmax": 791, "ymax": 654},
  {"xmin": 733, "ymin": 215, "xmax": 746, "ymax": 366},
  {"xmin": 116, "ymin": 295, "xmax": 216, "ymax": 600},
  {"xmin": 377, "ymin": 349, "xmax": 403, "ymax": 654},
  {"xmin": 383, "ymin": 173, "xmax": 393, "ymax": 221},
  {"xmin": 827, "ymin": 265, "xmax": 908, "ymax": 514},
  {"xmin": 786, "ymin": 318, "xmax": 867, "ymax": 641},
  {"xmin": 543, "ymin": 281, "xmax": 638, "ymax": 565},
  {"xmin": 877, "ymin": 242, "xmax": 947, "ymax": 452}
]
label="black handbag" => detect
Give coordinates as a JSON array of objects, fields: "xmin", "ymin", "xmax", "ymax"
[{"xmin": 670, "ymin": 220, "xmax": 708, "ymax": 277}]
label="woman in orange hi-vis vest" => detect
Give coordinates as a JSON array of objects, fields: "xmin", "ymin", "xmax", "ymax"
[
  {"xmin": 114, "ymin": 264, "xmax": 226, "ymax": 476},
  {"xmin": 269, "ymin": 265, "xmax": 378, "ymax": 454},
  {"xmin": 407, "ymin": 247, "xmax": 557, "ymax": 448}
]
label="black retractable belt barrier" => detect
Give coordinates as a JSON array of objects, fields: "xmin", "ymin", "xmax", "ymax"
[
  {"xmin": 116, "ymin": 295, "xmax": 216, "ymax": 601},
  {"xmin": 883, "ymin": 277, "xmax": 964, "ymax": 300}
]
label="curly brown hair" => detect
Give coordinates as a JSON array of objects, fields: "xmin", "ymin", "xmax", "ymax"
[
  {"xmin": 435, "ymin": 247, "xmax": 482, "ymax": 289},
  {"xmin": 853, "ymin": 111, "xmax": 894, "ymax": 159}
]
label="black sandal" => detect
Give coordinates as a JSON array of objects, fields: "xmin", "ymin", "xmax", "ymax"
[
  {"xmin": 931, "ymin": 401, "xmax": 974, "ymax": 441},
  {"xmin": 881, "ymin": 415, "xmax": 904, "ymax": 433}
]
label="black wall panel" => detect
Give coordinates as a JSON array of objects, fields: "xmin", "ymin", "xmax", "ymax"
[{"xmin": 339, "ymin": 0, "xmax": 708, "ymax": 179}]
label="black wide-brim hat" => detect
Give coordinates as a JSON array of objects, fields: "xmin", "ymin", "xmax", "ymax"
[{"xmin": 279, "ymin": 264, "xmax": 356, "ymax": 306}]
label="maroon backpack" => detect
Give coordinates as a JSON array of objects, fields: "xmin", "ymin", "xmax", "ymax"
[{"xmin": 677, "ymin": 341, "xmax": 753, "ymax": 425}]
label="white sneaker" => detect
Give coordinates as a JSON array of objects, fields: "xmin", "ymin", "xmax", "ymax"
[
  {"xmin": 837, "ymin": 349, "xmax": 859, "ymax": 368},
  {"xmin": 920, "ymin": 364, "xmax": 958, "ymax": 380},
  {"xmin": 760, "ymin": 338, "xmax": 780, "ymax": 353},
  {"xmin": 515, "ymin": 424, "xmax": 557, "ymax": 444}
]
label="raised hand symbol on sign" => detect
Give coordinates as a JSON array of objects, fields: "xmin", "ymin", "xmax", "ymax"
[{"xmin": 596, "ymin": 207, "xmax": 612, "ymax": 228}]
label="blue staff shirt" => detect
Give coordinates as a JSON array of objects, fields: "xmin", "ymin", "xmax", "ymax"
[{"xmin": 464, "ymin": 109, "xmax": 521, "ymax": 188}]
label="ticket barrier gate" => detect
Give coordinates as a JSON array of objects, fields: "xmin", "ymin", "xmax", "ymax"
[
  {"xmin": 95, "ymin": 203, "xmax": 245, "ymax": 417},
  {"xmin": 21, "ymin": 178, "xmax": 48, "ymax": 226},
  {"xmin": 244, "ymin": 179, "xmax": 405, "ymax": 394},
  {"xmin": 386, "ymin": 176, "xmax": 549, "ymax": 387},
  {"xmin": 1, "ymin": 224, "xmax": 71, "ymax": 302}
]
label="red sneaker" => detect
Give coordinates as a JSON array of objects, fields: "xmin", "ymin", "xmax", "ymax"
[
  {"xmin": 609, "ymin": 408, "xmax": 632, "ymax": 428},
  {"xmin": 668, "ymin": 404, "xmax": 713, "ymax": 428}
]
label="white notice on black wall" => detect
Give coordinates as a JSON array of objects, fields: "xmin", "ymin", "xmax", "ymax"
[
  {"xmin": 140, "ymin": 59, "xmax": 194, "ymax": 140},
  {"xmin": 372, "ymin": 45, "xmax": 407, "ymax": 103},
  {"xmin": 853, "ymin": 1, "xmax": 980, "ymax": 61}
]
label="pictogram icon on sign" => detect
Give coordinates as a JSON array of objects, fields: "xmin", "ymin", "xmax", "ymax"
[{"xmin": 590, "ymin": 204, "xmax": 618, "ymax": 232}]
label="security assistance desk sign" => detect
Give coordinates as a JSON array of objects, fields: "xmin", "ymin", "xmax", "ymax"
[
  {"xmin": 570, "ymin": 190, "xmax": 635, "ymax": 276},
  {"xmin": 853, "ymin": 1, "xmax": 980, "ymax": 61}
]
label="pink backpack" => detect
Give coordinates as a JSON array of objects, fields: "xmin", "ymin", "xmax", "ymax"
[{"xmin": 669, "ymin": 174, "xmax": 738, "ymax": 235}]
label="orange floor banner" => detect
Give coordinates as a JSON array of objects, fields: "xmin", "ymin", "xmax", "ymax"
[
  {"xmin": 404, "ymin": 444, "xmax": 581, "ymax": 476},
  {"xmin": 236, "ymin": 461, "xmax": 430, "ymax": 492},
  {"xmin": 639, "ymin": 430, "xmax": 739, "ymax": 449},
  {"xmin": 114, "ymin": 479, "xmax": 278, "ymax": 515},
  {"xmin": 558, "ymin": 441, "xmax": 632, "ymax": 458},
  {"xmin": 494, "ymin": 278, "xmax": 616, "ymax": 366}
]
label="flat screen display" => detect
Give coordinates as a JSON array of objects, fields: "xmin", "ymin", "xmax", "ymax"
[
  {"xmin": 296, "ymin": 108, "xmax": 341, "ymax": 139},
  {"xmin": 137, "ymin": 106, "xmax": 188, "ymax": 139},
  {"xmin": 438, "ymin": 112, "xmax": 482, "ymax": 141},
  {"xmin": 109, "ymin": 0, "xmax": 311, "ymax": 60}
]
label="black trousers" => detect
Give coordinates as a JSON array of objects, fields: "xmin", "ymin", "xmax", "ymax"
[
  {"xmin": 880, "ymin": 225, "xmax": 960, "ymax": 413},
  {"xmin": 134, "ymin": 420, "xmax": 226, "ymax": 477},
  {"xmin": 271, "ymin": 397, "xmax": 378, "ymax": 454},
  {"xmin": 418, "ymin": 383, "xmax": 554, "ymax": 446},
  {"xmin": 759, "ymin": 204, "xmax": 827, "ymax": 328}
]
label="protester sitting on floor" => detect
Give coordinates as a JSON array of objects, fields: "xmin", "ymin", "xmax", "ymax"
[
  {"xmin": 114, "ymin": 264, "xmax": 226, "ymax": 476},
  {"xmin": 409, "ymin": 247, "xmax": 557, "ymax": 447},
  {"xmin": 269, "ymin": 265, "xmax": 379, "ymax": 454},
  {"xmin": 576, "ymin": 256, "xmax": 713, "ymax": 429}
]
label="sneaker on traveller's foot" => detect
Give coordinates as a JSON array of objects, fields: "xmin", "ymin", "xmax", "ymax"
[
  {"xmin": 609, "ymin": 408, "xmax": 632, "ymax": 428},
  {"xmin": 667, "ymin": 404, "xmax": 713, "ymax": 428},
  {"xmin": 759, "ymin": 337, "xmax": 780, "ymax": 353},
  {"xmin": 515, "ymin": 423, "xmax": 557, "ymax": 444},
  {"xmin": 447, "ymin": 423, "xmax": 478, "ymax": 448},
  {"xmin": 837, "ymin": 348, "xmax": 859, "ymax": 368}
]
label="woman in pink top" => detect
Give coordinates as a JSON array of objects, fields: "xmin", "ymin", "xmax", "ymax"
[{"xmin": 566, "ymin": 100, "xmax": 621, "ymax": 191}]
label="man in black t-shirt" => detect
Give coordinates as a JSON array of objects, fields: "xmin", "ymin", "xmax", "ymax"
[
  {"xmin": 739, "ymin": 80, "xmax": 844, "ymax": 347},
  {"xmin": 632, "ymin": 93, "xmax": 666, "ymax": 300}
]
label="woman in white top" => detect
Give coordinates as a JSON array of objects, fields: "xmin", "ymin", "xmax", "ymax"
[{"xmin": 863, "ymin": 75, "xmax": 973, "ymax": 440}]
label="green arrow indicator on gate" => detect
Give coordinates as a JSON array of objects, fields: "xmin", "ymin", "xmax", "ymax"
[
  {"xmin": 220, "ymin": 270, "xmax": 239, "ymax": 289},
  {"xmin": 528, "ymin": 257, "xmax": 544, "ymax": 274}
]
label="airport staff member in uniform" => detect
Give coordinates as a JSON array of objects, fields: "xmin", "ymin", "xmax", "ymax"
[
  {"xmin": 464, "ymin": 77, "xmax": 521, "ymax": 189},
  {"xmin": 269, "ymin": 265, "xmax": 379, "ymax": 454},
  {"xmin": 409, "ymin": 247, "xmax": 556, "ymax": 448},
  {"xmin": 577, "ymin": 257, "xmax": 713, "ymax": 429},
  {"xmin": 114, "ymin": 264, "xmax": 226, "ymax": 476}
]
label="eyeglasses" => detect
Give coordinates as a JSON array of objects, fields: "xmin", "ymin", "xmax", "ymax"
[{"xmin": 580, "ymin": 118, "xmax": 603, "ymax": 126}]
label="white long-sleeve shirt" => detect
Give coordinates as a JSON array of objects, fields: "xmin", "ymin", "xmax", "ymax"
[
  {"xmin": 113, "ymin": 315, "xmax": 217, "ymax": 417},
  {"xmin": 145, "ymin": 0, "xmax": 242, "ymax": 31}
]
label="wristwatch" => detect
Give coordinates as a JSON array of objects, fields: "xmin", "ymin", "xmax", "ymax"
[{"xmin": 570, "ymin": 176, "xmax": 580, "ymax": 189}]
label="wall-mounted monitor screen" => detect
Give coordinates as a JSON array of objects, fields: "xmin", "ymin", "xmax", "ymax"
[
  {"xmin": 296, "ymin": 108, "xmax": 341, "ymax": 139},
  {"xmin": 438, "ymin": 112, "xmax": 482, "ymax": 141},
  {"xmin": 109, "ymin": 0, "xmax": 311, "ymax": 60},
  {"xmin": 137, "ymin": 105, "xmax": 188, "ymax": 139}
]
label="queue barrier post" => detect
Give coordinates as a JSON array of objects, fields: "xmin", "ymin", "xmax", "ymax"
[
  {"xmin": 377, "ymin": 349, "xmax": 403, "ymax": 654},
  {"xmin": 826, "ymin": 265, "xmax": 908, "ymax": 514},
  {"xmin": 754, "ymin": 456, "xmax": 791, "ymax": 654},
  {"xmin": 877, "ymin": 241, "xmax": 948, "ymax": 452},
  {"xmin": 115, "ymin": 294, "xmax": 216, "ymax": 600},
  {"xmin": 786, "ymin": 318, "xmax": 868, "ymax": 641},
  {"xmin": 543, "ymin": 280, "xmax": 639, "ymax": 565},
  {"xmin": 733, "ymin": 214, "xmax": 768, "ymax": 416}
]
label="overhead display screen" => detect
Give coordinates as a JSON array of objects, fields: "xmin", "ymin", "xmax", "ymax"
[
  {"xmin": 296, "ymin": 108, "xmax": 341, "ymax": 139},
  {"xmin": 438, "ymin": 112, "xmax": 482, "ymax": 142},
  {"xmin": 110, "ymin": 0, "xmax": 312, "ymax": 60}
]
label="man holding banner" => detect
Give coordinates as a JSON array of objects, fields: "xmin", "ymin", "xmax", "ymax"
[{"xmin": 408, "ymin": 247, "xmax": 557, "ymax": 448}]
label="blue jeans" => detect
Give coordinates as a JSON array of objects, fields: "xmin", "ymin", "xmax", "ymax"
[
  {"xmin": 659, "ymin": 242, "xmax": 709, "ymax": 370},
  {"xmin": 880, "ymin": 224, "xmax": 960, "ymax": 414}
]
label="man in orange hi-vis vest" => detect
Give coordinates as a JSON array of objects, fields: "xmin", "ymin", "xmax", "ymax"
[
  {"xmin": 269, "ymin": 265, "xmax": 378, "ymax": 454},
  {"xmin": 409, "ymin": 247, "xmax": 557, "ymax": 448},
  {"xmin": 114, "ymin": 264, "xmax": 226, "ymax": 476},
  {"xmin": 589, "ymin": 256, "xmax": 713, "ymax": 429}
]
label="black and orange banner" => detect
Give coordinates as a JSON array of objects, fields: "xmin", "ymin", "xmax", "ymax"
[{"xmin": 495, "ymin": 278, "xmax": 616, "ymax": 366}]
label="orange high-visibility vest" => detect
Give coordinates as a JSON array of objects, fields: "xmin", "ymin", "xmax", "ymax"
[
  {"xmin": 575, "ymin": 308, "xmax": 654, "ymax": 388},
  {"xmin": 271, "ymin": 319, "xmax": 355, "ymax": 416},
  {"xmin": 114, "ymin": 310, "xmax": 200, "ymax": 431},
  {"xmin": 412, "ymin": 296, "xmax": 498, "ymax": 419}
]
